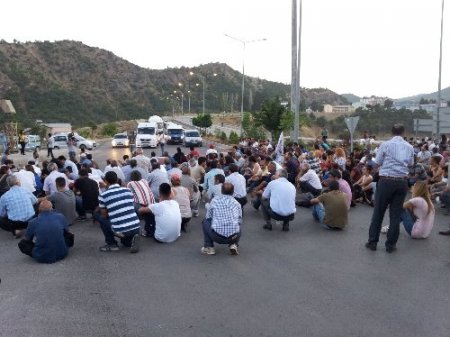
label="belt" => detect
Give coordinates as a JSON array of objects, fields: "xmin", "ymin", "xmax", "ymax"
[{"xmin": 379, "ymin": 176, "xmax": 407, "ymax": 180}]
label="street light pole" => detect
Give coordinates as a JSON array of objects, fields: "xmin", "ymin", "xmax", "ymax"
[
  {"xmin": 436, "ymin": 0, "xmax": 445, "ymax": 138},
  {"xmin": 224, "ymin": 34, "xmax": 267, "ymax": 136}
]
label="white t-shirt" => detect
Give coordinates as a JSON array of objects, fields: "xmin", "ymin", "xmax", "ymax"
[
  {"xmin": 150, "ymin": 200, "xmax": 181, "ymax": 243},
  {"xmin": 14, "ymin": 170, "xmax": 36, "ymax": 193}
]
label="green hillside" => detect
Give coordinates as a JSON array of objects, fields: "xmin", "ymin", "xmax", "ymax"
[{"xmin": 0, "ymin": 40, "xmax": 348, "ymax": 127}]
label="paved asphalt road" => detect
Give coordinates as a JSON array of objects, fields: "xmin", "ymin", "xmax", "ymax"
[{"xmin": 1, "ymin": 142, "xmax": 450, "ymax": 337}]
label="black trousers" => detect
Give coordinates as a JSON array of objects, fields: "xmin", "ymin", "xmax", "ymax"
[
  {"xmin": 299, "ymin": 181, "xmax": 321, "ymax": 197},
  {"xmin": 0, "ymin": 217, "xmax": 28, "ymax": 233},
  {"xmin": 368, "ymin": 178, "xmax": 408, "ymax": 248}
]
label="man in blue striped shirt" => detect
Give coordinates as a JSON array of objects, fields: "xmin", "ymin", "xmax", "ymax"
[
  {"xmin": 94, "ymin": 171, "xmax": 141, "ymax": 253},
  {"xmin": 366, "ymin": 124, "xmax": 414, "ymax": 253}
]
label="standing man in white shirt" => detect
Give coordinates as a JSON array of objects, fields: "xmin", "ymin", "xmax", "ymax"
[
  {"xmin": 47, "ymin": 133, "xmax": 55, "ymax": 159},
  {"xmin": 225, "ymin": 164, "xmax": 247, "ymax": 210},
  {"xmin": 261, "ymin": 169, "xmax": 296, "ymax": 231}
]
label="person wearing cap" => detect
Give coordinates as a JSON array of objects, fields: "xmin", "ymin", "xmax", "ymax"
[
  {"xmin": 171, "ymin": 173, "xmax": 192, "ymax": 232},
  {"xmin": 206, "ymin": 144, "xmax": 218, "ymax": 158},
  {"xmin": 19, "ymin": 200, "xmax": 72, "ymax": 263}
]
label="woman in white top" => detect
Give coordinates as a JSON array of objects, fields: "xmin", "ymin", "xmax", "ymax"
[
  {"xmin": 171, "ymin": 174, "xmax": 192, "ymax": 232},
  {"xmin": 401, "ymin": 181, "xmax": 435, "ymax": 239}
]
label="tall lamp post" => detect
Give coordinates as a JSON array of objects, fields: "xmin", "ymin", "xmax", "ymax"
[
  {"xmin": 225, "ymin": 34, "xmax": 267, "ymax": 136},
  {"xmin": 190, "ymin": 71, "xmax": 217, "ymax": 114},
  {"xmin": 436, "ymin": 0, "xmax": 445, "ymax": 137}
]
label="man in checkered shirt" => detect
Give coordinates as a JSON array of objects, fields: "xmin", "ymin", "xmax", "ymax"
[{"xmin": 201, "ymin": 182, "xmax": 242, "ymax": 256}]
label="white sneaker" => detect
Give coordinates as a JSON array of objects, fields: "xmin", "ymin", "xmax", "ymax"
[
  {"xmin": 201, "ymin": 246, "xmax": 216, "ymax": 255},
  {"xmin": 381, "ymin": 225, "xmax": 389, "ymax": 234},
  {"xmin": 229, "ymin": 244, "xmax": 239, "ymax": 255}
]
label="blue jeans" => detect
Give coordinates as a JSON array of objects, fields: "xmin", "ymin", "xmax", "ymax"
[
  {"xmin": 94, "ymin": 212, "xmax": 139, "ymax": 246},
  {"xmin": 76, "ymin": 196, "xmax": 86, "ymax": 217},
  {"xmin": 400, "ymin": 209, "xmax": 414, "ymax": 236},
  {"xmin": 202, "ymin": 218, "xmax": 240, "ymax": 248},
  {"xmin": 160, "ymin": 143, "xmax": 165, "ymax": 156},
  {"xmin": 312, "ymin": 203, "xmax": 332, "ymax": 229}
]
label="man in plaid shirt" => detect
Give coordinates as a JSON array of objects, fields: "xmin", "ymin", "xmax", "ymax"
[{"xmin": 201, "ymin": 182, "xmax": 242, "ymax": 256}]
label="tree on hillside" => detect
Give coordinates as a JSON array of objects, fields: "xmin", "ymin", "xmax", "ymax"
[
  {"xmin": 253, "ymin": 97, "xmax": 293, "ymax": 141},
  {"xmin": 192, "ymin": 113, "xmax": 212, "ymax": 134}
]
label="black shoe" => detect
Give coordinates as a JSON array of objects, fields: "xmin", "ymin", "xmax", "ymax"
[
  {"xmin": 386, "ymin": 245, "xmax": 397, "ymax": 254},
  {"xmin": 282, "ymin": 223, "xmax": 289, "ymax": 232},
  {"xmin": 439, "ymin": 229, "xmax": 450, "ymax": 236},
  {"xmin": 263, "ymin": 224, "xmax": 272, "ymax": 231},
  {"xmin": 365, "ymin": 242, "xmax": 377, "ymax": 251}
]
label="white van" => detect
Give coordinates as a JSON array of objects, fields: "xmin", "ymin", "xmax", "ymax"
[{"xmin": 135, "ymin": 122, "xmax": 158, "ymax": 148}]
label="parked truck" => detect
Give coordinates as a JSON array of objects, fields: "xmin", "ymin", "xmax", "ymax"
[{"xmin": 148, "ymin": 115, "xmax": 164, "ymax": 134}]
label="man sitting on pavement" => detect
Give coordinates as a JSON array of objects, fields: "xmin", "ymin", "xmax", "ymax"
[
  {"xmin": 327, "ymin": 169, "xmax": 352, "ymax": 210},
  {"xmin": 73, "ymin": 168, "xmax": 99, "ymax": 220},
  {"xmin": 94, "ymin": 171, "xmax": 141, "ymax": 253},
  {"xmin": 19, "ymin": 200, "xmax": 72, "ymax": 263},
  {"xmin": 139, "ymin": 183, "xmax": 181, "ymax": 243},
  {"xmin": 261, "ymin": 169, "xmax": 296, "ymax": 232},
  {"xmin": 297, "ymin": 163, "xmax": 322, "ymax": 197},
  {"xmin": 310, "ymin": 180, "xmax": 348, "ymax": 230},
  {"xmin": 201, "ymin": 182, "xmax": 242, "ymax": 255},
  {"xmin": 43, "ymin": 162, "xmax": 68, "ymax": 195},
  {"xmin": 0, "ymin": 175, "xmax": 37, "ymax": 238},
  {"xmin": 225, "ymin": 163, "xmax": 248, "ymax": 210},
  {"xmin": 42, "ymin": 177, "xmax": 77, "ymax": 226},
  {"xmin": 147, "ymin": 159, "xmax": 170, "ymax": 202}
]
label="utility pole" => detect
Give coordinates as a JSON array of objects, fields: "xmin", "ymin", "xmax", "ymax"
[
  {"xmin": 436, "ymin": 0, "xmax": 445, "ymax": 138},
  {"xmin": 291, "ymin": 0, "xmax": 302, "ymax": 143}
]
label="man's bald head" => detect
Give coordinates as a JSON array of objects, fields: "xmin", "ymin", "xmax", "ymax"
[
  {"xmin": 39, "ymin": 200, "xmax": 53, "ymax": 212},
  {"xmin": 221, "ymin": 182, "xmax": 234, "ymax": 196}
]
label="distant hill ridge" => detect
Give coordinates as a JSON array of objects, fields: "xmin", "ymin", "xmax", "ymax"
[{"xmin": 0, "ymin": 40, "xmax": 349, "ymax": 127}]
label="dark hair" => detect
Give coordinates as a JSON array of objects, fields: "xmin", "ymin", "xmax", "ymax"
[
  {"xmin": 392, "ymin": 124, "xmax": 405, "ymax": 136},
  {"xmin": 79, "ymin": 168, "xmax": 89, "ymax": 177},
  {"xmin": 198, "ymin": 157, "xmax": 207, "ymax": 165},
  {"xmin": 214, "ymin": 173, "xmax": 225, "ymax": 184},
  {"xmin": 159, "ymin": 183, "xmax": 172, "ymax": 198},
  {"xmin": 55, "ymin": 177, "xmax": 66, "ymax": 188},
  {"xmin": 229, "ymin": 163, "xmax": 239, "ymax": 173},
  {"xmin": 130, "ymin": 170, "xmax": 142, "ymax": 181},
  {"xmin": 329, "ymin": 169, "xmax": 341, "ymax": 179},
  {"xmin": 221, "ymin": 182, "xmax": 234, "ymax": 196},
  {"xmin": 209, "ymin": 160, "xmax": 218, "ymax": 169},
  {"xmin": 130, "ymin": 159, "xmax": 137, "ymax": 168},
  {"xmin": 58, "ymin": 155, "xmax": 66, "ymax": 161},
  {"xmin": 25, "ymin": 164, "xmax": 35, "ymax": 174},
  {"xmin": 104, "ymin": 171, "xmax": 118, "ymax": 184},
  {"xmin": 328, "ymin": 180, "xmax": 339, "ymax": 191}
]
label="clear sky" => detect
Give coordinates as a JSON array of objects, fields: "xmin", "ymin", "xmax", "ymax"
[{"xmin": 1, "ymin": 0, "xmax": 449, "ymax": 99}]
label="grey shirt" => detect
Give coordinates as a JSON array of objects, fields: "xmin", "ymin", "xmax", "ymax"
[
  {"xmin": 47, "ymin": 189, "xmax": 77, "ymax": 225},
  {"xmin": 147, "ymin": 169, "xmax": 170, "ymax": 200}
]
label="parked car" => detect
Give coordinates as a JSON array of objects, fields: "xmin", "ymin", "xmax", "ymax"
[
  {"xmin": 24, "ymin": 135, "xmax": 41, "ymax": 152},
  {"xmin": 111, "ymin": 133, "xmax": 129, "ymax": 148},
  {"xmin": 53, "ymin": 133, "xmax": 96, "ymax": 150},
  {"xmin": 184, "ymin": 129, "xmax": 202, "ymax": 147}
]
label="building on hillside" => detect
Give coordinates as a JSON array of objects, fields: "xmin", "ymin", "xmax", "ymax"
[
  {"xmin": 332, "ymin": 105, "xmax": 355, "ymax": 114},
  {"xmin": 323, "ymin": 104, "xmax": 333, "ymax": 113},
  {"xmin": 323, "ymin": 104, "xmax": 354, "ymax": 114},
  {"xmin": 360, "ymin": 95, "xmax": 389, "ymax": 106},
  {"xmin": 42, "ymin": 123, "xmax": 72, "ymax": 134},
  {"xmin": 0, "ymin": 99, "xmax": 16, "ymax": 113}
]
